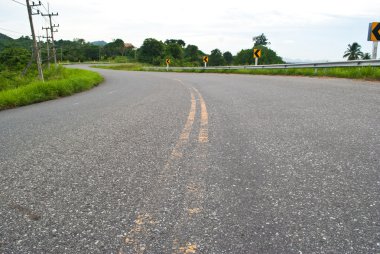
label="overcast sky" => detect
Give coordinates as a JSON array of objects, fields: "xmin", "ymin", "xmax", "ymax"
[{"xmin": 1, "ymin": 0, "xmax": 379, "ymax": 61}]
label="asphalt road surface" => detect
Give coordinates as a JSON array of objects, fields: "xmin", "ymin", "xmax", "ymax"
[{"xmin": 1, "ymin": 66, "xmax": 379, "ymax": 254}]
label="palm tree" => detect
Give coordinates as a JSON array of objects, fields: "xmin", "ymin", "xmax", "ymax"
[
  {"xmin": 362, "ymin": 53, "xmax": 371, "ymax": 60},
  {"xmin": 343, "ymin": 42, "xmax": 363, "ymax": 60}
]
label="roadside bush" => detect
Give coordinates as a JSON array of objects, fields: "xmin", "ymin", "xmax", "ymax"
[
  {"xmin": 0, "ymin": 67, "xmax": 103, "ymax": 110},
  {"xmin": 0, "ymin": 47, "xmax": 31, "ymax": 71}
]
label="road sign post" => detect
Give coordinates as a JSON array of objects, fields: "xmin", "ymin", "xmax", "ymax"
[
  {"xmin": 253, "ymin": 49, "xmax": 261, "ymax": 65},
  {"xmin": 373, "ymin": 41, "xmax": 378, "ymax": 59},
  {"xmin": 368, "ymin": 22, "xmax": 380, "ymax": 59},
  {"xmin": 166, "ymin": 59, "xmax": 170, "ymax": 71},
  {"xmin": 203, "ymin": 56, "xmax": 208, "ymax": 68}
]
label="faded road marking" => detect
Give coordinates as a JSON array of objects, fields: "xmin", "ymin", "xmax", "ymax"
[
  {"xmin": 179, "ymin": 92, "xmax": 196, "ymax": 141},
  {"xmin": 187, "ymin": 208, "xmax": 201, "ymax": 216},
  {"xmin": 192, "ymin": 88, "xmax": 208, "ymax": 143},
  {"xmin": 119, "ymin": 79, "xmax": 208, "ymax": 253},
  {"xmin": 170, "ymin": 89, "xmax": 196, "ymax": 159},
  {"xmin": 179, "ymin": 242, "xmax": 197, "ymax": 254},
  {"xmin": 173, "ymin": 79, "xmax": 209, "ymax": 143},
  {"xmin": 120, "ymin": 213, "xmax": 157, "ymax": 254}
]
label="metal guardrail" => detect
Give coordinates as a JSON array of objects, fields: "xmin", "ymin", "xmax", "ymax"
[{"xmin": 143, "ymin": 59, "xmax": 380, "ymax": 71}]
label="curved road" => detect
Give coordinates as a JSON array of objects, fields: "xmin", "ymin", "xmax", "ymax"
[{"xmin": 1, "ymin": 66, "xmax": 379, "ymax": 253}]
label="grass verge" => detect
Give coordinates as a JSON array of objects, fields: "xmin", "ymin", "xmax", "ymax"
[
  {"xmin": 92, "ymin": 63, "xmax": 146, "ymax": 71},
  {"xmin": 94, "ymin": 63, "xmax": 380, "ymax": 81},
  {"xmin": 151, "ymin": 66, "xmax": 380, "ymax": 81},
  {"xmin": 0, "ymin": 67, "xmax": 103, "ymax": 110}
]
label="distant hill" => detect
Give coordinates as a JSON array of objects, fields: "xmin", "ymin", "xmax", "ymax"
[
  {"xmin": 91, "ymin": 41, "xmax": 107, "ymax": 46},
  {"xmin": 0, "ymin": 33, "xmax": 14, "ymax": 51},
  {"xmin": 0, "ymin": 33, "xmax": 33, "ymax": 51},
  {"xmin": 0, "ymin": 33, "xmax": 13, "ymax": 41}
]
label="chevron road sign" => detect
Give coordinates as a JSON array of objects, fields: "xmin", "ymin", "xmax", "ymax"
[
  {"xmin": 368, "ymin": 22, "xmax": 380, "ymax": 41},
  {"xmin": 253, "ymin": 49, "xmax": 262, "ymax": 58}
]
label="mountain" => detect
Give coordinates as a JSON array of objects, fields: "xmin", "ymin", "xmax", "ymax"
[
  {"xmin": 0, "ymin": 33, "xmax": 14, "ymax": 51},
  {"xmin": 0, "ymin": 33, "xmax": 13, "ymax": 41},
  {"xmin": 0, "ymin": 33, "xmax": 33, "ymax": 51},
  {"xmin": 91, "ymin": 40, "xmax": 107, "ymax": 46}
]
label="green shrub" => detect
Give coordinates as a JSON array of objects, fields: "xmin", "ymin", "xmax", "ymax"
[
  {"xmin": 0, "ymin": 47, "xmax": 31, "ymax": 71},
  {"xmin": 0, "ymin": 67, "xmax": 103, "ymax": 110}
]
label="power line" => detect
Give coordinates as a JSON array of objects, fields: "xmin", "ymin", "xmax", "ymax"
[
  {"xmin": 41, "ymin": 2, "xmax": 58, "ymax": 23},
  {"xmin": 40, "ymin": 2, "xmax": 49, "ymax": 13},
  {"xmin": 0, "ymin": 26, "xmax": 25, "ymax": 35},
  {"xmin": 9, "ymin": 0, "xmax": 47, "ymax": 26},
  {"xmin": 40, "ymin": 14, "xmax": 50, "ymax": 23},
  {"xmin": 9, "ymin": 0, "xmax": 48, "ymax": 26},
  {"xmin": 41, "ymin": 2, "xmax": 59, "ymax": 27},
  {"xmin": 10, "ymin": 0, "xmax": 26, "ymax": 6}
]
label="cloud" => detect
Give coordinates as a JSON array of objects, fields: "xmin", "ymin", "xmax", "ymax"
[{"xmin": 2, "ymin": 0, "xmax": 380, "ymax": 60}]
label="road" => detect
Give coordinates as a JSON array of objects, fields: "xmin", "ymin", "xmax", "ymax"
[{"xmin": 0, "ymin": 66, "xmax": 379, "ymax": 253}]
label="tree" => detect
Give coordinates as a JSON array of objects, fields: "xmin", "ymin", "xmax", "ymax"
[
  {"xmin": 124, "ymin": 43, "xmax": 136, "ymax": 60},
  {"xmin": 137, "ymin": 38, "xmax": 165, "ymax": 64},
  {"xmin": 0, "ymin": 47, "xmax": 31, "ymax": 71},
  {"xmin": 83, "ymin": 44, "xmax": 100, "ymax": 61},
  {"xmin": 184, "ymin": 44, "xmax": 200, "ymax": 62},
  {"xmin": 73, "ymin": 38, "xmax": 86, "ymax": 45},
  {"xmin": 253, "ymin": 33, "xmax": 270, "ymax": 46},
  {"xmin": 165, "ymin": 39, "xmax": 185, "ymax": 47},
  {"xmin": 234, "ymin": 49, "xmax": 253, "ymax": 65},
  {"xmin": 209, "ymin": 49, "xmax": 225, "ymax": 66},
  {"xmin": 113, "ymin": 39, "xmax": 126, "ymax": 56},
  {"xmin": 165, "ymin": 41, "xmax": 184, "ymax": 59},
  {"xmin": 223, "ymin": 51, "xmax": 233, "ymax": 65},
  {"xmin": 362, "ymin": 52, "xmax": 371, "ymax": 60},
  {"xmin": 343, "ymin": 42, "xmax": 363, "ymax": 60},
  {"xmin": 104, "ymin": 39, "xmax": 125, "ymax": 57},
  {"xmin": 234, "ymin": 46, "xmax": 284, "ymax": 65}
]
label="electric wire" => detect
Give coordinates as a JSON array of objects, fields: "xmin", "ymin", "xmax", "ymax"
[
  {"xmin": 10, "ymin": 0, "xmax": 26, "ymax": 6},
  {"xmin": 0, "ymin": 26, "xmax": 25, "ymax": 35}
]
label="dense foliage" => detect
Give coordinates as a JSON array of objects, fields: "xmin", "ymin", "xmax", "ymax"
[
  {"xmin": 0, "ymin": 47, "xmax": 31, "ymax": 71},
  {"xmin": 0, "ymin": 32, "xmax": 286, "ymax": 68},
  {"xmin": 234, "ymin": 45, "xmax": 284, "ymax": 65},
  {"xmin": 253, "ymin": 33, "xmax": 270, "ymax": 46}
]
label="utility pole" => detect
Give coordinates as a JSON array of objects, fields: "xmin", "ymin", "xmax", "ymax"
[
  {"xmin": 42, "ymin": 27, "xmax": 51, "ymax": 68},
  {"xmin": 26, "ymin": 0, "xmax": 44, "ymax": 81},
  {"xmin": 41, "ymin": 6, "xmax": 58, "ymax": 67}
]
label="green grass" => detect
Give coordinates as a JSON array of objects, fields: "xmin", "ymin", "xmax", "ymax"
[
  {"xmin": 92, "ymin": 63, "xmax": 146, "ymax": 71},
  {"xmin": 95, "ymin": 63, "xmax": 380, "ymax": 81},
  {"xmin": 150, "ymin": 66, "xmax": 380, "ymax": 81},
  {"xmin": 0, "ymin": 71, "xmax": 34, "ymax": 91},
  {"xmin": 0, "ymin": 66, "xmax": 103, "ymax": 110}
]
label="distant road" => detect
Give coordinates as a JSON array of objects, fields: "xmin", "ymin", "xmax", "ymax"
[{"xmin": 1, "ymin": 66, "xmax": 379, "ymax": 253}]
